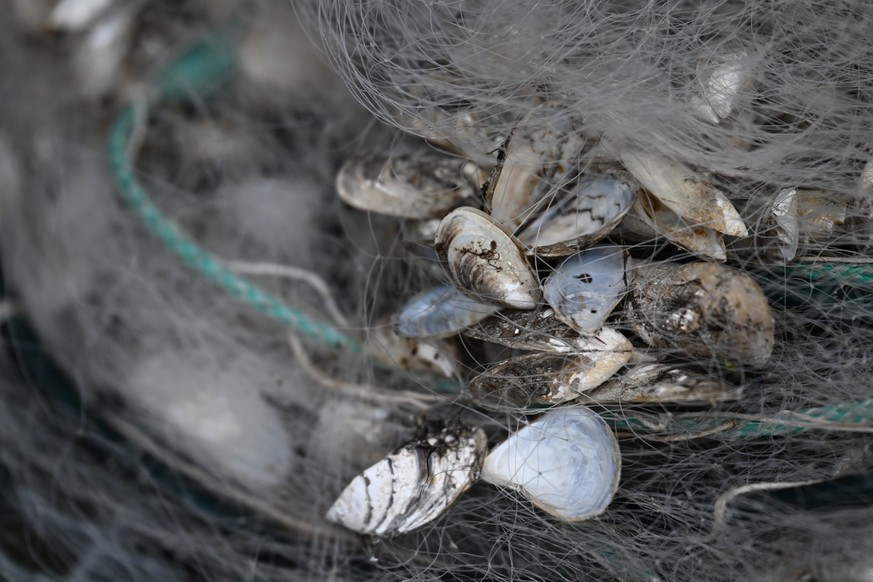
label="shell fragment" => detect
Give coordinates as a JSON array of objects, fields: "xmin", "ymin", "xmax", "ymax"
[
  {"xmin": 468, "ymin": 327, "xmax": 633, "ymax": 406},
  {"xmin": 395, "ymin": 284, "xmax": 499, "ymax": 339},
  {"xmin": 627, "ymin": 262, "xmax": 774, "ymax": 366},
  {"xmin": 481, "ymin": 407, "xmax": 621, "ymax": 522},
  {"xmin": 435, "ymin": 207, "xmax": 541, "ymax": 309},
  {"xmin": 326, "ymin": 422, "xmax": 488, "ymax": 536},
  {"xmin": 543, "ymin": 246, "xmax": 629, "ymax": 334}
]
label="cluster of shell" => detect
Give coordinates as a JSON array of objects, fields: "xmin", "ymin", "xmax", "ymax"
[{"xmin": 325, "ymin": 62, "xmax": 800, "ymax": 536}]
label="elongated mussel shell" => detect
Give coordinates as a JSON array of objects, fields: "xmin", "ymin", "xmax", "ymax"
[
  {"xmin": 613, "ymin": 148, "xmax": 747, "ymax": 237},
  {"xmin": 625, "ymin": 190, "xmax": 727, "ymax": 261},
  {"xmin": 468, "ymin": 327, "xmax": 633, "ymax": 407},
  {"xmin": 543, "ymin": 246, "xmax": 629, "ymax": 334},
  {"xmin": 435, "ymin": 207, "xmax": 541, "ymax": 309},
  {"xmin": 758, "ymin": 187, "xmax": 799, "ymax": 264},
  {"xmin": 336, "ymin": 150, "xmax": 480, "ymax": 219},
  {"xmin": 627, "ymin": 262, "xmax": 774, "ymax": 366},
  {"xmin": 518, "ymin": 171, "xmax": 637, "ymax": 257},
  {"xmin": 326, "ymin": 422, "xmax": 488, "ymax": 536},
  {"xmin": 584, "ymin": 363, "xmax": 742, "ymax": 405},
  {"xmin": 464, "ymin": 308, "xmax": 598, "ymax": 354},
  {"xmin": 395, "ymin": 284, "xmax": 499, "ymax": 339},
  {"xmin": 481, "ymin": 407, "xmax": 621, "ymax": 521},
  {"xmin": 485, "ymin": 106, "xmax": 586, "ymax": 228}
]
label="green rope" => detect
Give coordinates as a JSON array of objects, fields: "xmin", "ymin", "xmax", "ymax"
[
  {"xmin": 607, "ymin": 399, "xmax": 873, "ymax": 438},
  {"xmin": 107, "ymin": 38, "xmax": 358, "ymax": 352},
  {"xmin": 783, "ymin": 263, "xmax": 873, "ymax": 288}
]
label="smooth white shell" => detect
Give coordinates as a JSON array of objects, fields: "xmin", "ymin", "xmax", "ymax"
[
  {"xmin": 395, "ymin": 284, "xmax": 499, "ymax": 339},
  {"xmin": 435, "ymin": 207, "xmax": 542, "ymax": 309},
  {"xmin": 690, "ymin": 51, "xmax": 755, "ymax": 123},
  {"xmin": 326, "ymin": 424, "xmax": 487, "ymax": 536},
  {"xmin": 481, "ymin": 407, "xmax": 621, "ymax": 521},
  {"xmin": 543, "ymin": 247, "xmax": 628, "ymax": 334},
  {"xmin": 518, "ymin": 172, "xmax": 637, "ymax": 256}
]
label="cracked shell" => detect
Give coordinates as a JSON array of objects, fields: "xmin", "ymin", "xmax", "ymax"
[
  {"xmin": 326, "ymin": 423, "xmax": 488, "ymax": 536},
  {"xmin": 481, "ymin": 407, "xmax": 621, "ymax": 522},
  {"xmin": 435, "ymin": 207, "xmax": 542, "ymax": 309}
]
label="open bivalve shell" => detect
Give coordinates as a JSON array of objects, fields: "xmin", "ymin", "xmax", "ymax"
[
  {"xmin": 468, "ymin": 327, "xmax": 633, "ymax": 407},
  {"xmin": 480, "ymin": 407, "xmax": 621, "ymax": 522},
  {"xmin": 543, "ymin": 246, "xmax": 629, "ymax": 334},
  {"xmin": 326, "ymin": 423, "xmax": 488, "ymax": 536},
  {"xmin": 627, "ymin": 262, "xmax": 775, "ymax": 366},
  {"xmin": 336, "ymin": 150, "xmax": 480, "ymax": 219},
  {"xmin": 435, "ymin": 207, "xmax": 541, "ymax": 309},
  {"xmin": 517, "ymin": 171, "xmax": 637, "ymax": 257}
]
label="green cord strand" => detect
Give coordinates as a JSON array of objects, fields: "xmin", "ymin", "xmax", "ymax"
[
  {"xmin": 783, "ymin": 263, "xmax": 873, "ymax": 287},
  {"xmin": 109, "ymin": 106, "xmax": 357, "ymax": 351}
]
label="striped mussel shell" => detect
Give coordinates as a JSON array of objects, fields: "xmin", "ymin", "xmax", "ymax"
[{"xmin": 326, "ymin": 422, "xmax": 488, "ymax": 536}]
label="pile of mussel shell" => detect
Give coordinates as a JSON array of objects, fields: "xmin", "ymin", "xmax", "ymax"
[{"xmin": 329, "ymin": 102, "xmax": 781, "ymax": 535}]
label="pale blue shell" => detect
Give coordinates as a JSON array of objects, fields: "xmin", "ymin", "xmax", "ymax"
[
  {"xmin": 395, "ymin": 284, "xmax": 499, "ymax": 339},
  {"xmin": 543, "ymin": 246, "xmax": 628, "ymax": 334},
  {"xmin": 480, "ymin": 407, "xmax": 621, "ymax": 521}
]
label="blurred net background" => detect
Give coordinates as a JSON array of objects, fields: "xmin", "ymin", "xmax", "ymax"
[{"xmin": 2, "ymin": 1, "xmax": 873, "ymax": 580}]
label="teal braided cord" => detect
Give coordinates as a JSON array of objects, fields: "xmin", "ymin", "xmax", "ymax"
[
  {"xmin": 782, "ymin": 263, "xmax": 873, "ymax": 287},
  {"xmin": 108, "ymin": 107, "xmax": 357, "ymax": 351},
  {"xmin": 607, "ymin": 399, "xmax": 873, "ymax": 438}
]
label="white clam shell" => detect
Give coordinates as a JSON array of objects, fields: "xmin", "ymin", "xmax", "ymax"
[
  {"xmin": 518, "ymin": 172, "xmax": 637, "ymax": 257},
  {"xmin": 336, "ymin": 150, "xmax": 480, "ymax": 219},
  {"xmin": 468, "ymin": 327, "xmax": 633, "ymax": 406},
  {"xmin": 435, "ymin": 207, "xmax": 542, "ymax": 309},
  {"xmin": 614, "ymin": 149, "xmax": 747, "ymax": 238},
  {"xmin": 481, "ymin": 407, "xmax": 621, "ymax": 521},
  {"xmin": 395, "ymin": 284, "xmax": 499, "ymax": 339},
  {"xmin": 326, "ymin": 423, "xmax": 488, "ymax": 536},
  {"xmin": 543, "ymin": 247, "xmax": 628, "ymax": 334},
  {"xmin": 627, "ymin": 262, "xmax": 775, "ymax": 366}
]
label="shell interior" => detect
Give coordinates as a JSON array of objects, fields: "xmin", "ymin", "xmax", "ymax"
[
  {"xmin": 543, "ymin": 246, "xmax": 628, "ymax": 334},
  {"xmin": 480, "ymin": 407, "xmax": 621, "ymax": 521},
  {"xmin": 435, "ymin": 206, "xmax": 541, "ymax": 310}
]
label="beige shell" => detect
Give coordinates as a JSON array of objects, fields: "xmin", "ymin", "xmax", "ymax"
[
  {"xmin": 627, "ymin": 262, "xmax": 774, "ymax": 366},
  {"xmin": 463, "ymin": 308, "xmax": 598, "ymax": 354},
  {"xmin": 467, "ymin": 327, "xmax": 633, "ymax": 407},
  {"xmin": 336, "ymin": 150, "xmax": 480, "ymax": 219},
  {"xmin": 625, "ymin": 190, "xmax": 727, "ymax": 261},
  {"xmin": 434, "ymin": 207, "xmax": 542, "ymax": 309},
  {"xmin": 485, "ymin": 106, "xmax": 587, "ymax": 228},
  {"xmin": 613, "ymin": 148, "xmax": 747, "ymax": 238},
  {"xmin": 583, "ymin": 363, "xmax": 742, "ymax": 405},
  {"xmin": 365, "ymin": 324, "xmax": 460, "ymax": 378}
]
